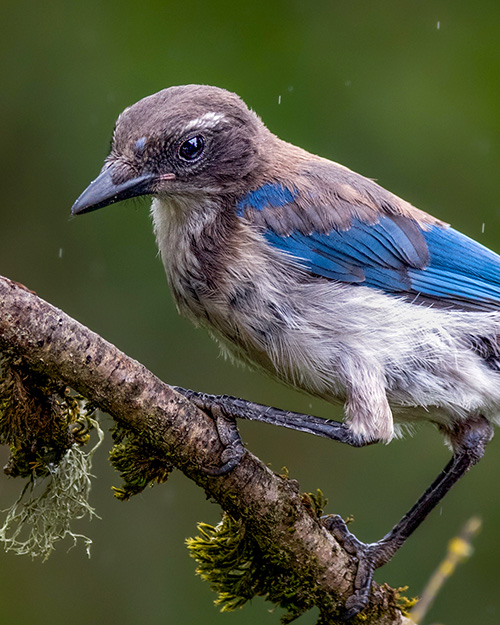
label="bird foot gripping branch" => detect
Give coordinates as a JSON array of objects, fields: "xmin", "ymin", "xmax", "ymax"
[
  {"xmin": 175, "ymin": 387, "xmax": 496, "ymax": 618},
  {"xmin": 183, "ymin": 389, "xmax": 247, "ymax": 476},
  {"xmin": 72, "ymin": 84, "xmax": 500, "ymax": 616},
  {"xmin": 322, "ymin": 515, "xmax": 382, "ymax": 619}
]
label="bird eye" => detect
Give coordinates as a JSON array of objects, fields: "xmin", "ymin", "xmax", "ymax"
[{"xmin": 178, "ymin": 136, "xmax": 205, "ymax": 161}]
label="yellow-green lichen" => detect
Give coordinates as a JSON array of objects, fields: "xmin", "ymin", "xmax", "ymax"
[
  {"xmin": 301, "ymin": 489, "xmax": 328, "ymax": 519},
  {"xmin": 395, "ymin": 585, "xmax": 419, "ymax": 616},
  {"xmin": 186, "ymin": 511, "xmax": 334, "ymax": 624}
]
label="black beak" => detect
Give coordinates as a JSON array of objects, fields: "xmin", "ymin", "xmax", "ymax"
[{"xmin": 71, "ymin": 165, "xmax": 157, "ymax": 215}]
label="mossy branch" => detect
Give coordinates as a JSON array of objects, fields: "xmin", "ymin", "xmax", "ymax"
[{"xmin": 0, "ymin": 275, "xmax": 412, "ymax": 625}]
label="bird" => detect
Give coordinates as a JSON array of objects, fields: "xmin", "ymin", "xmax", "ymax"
[{"xmin": 72, "ymin": 84, "xmax": 499, "ymax": 617}]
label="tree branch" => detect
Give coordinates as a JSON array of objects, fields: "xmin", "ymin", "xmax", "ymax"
[{"xmin": 0, "ymin": 275, "xmax": 412, "ymax": 625}]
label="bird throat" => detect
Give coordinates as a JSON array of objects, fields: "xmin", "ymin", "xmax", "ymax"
[{"xmin": 150, "ymin": 194, "xmax": 240, "ymax": 322}]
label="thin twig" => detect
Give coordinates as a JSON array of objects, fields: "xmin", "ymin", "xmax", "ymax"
[{"xmin": 409, "ymin": 516, "xmax": 482, "ymax": 624}]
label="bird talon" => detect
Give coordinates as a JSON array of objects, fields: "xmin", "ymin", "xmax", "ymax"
[
  {"xmin": 203, "ymin": 450, "xmax": 243, "ymax": 476},
  {"xmin": 171, "ymin": 387, "xmax": 247, "ymax": 475},
  {"xmin": 340, "ymin": 556, "xmax": 375, "ymax": 619},
  {"xmin": 322, "ymin": 514, "xmax": 365, "ymax": 554},
  {"xmin": 345, "ymin": 593, "xmax": 363, "ymax": 611},
  {"xmin": 203, "ymin": 404, "xmax": 246, "ymax": 476},
  {"xmin": 342, "ymin": 599, "xmax": 370, "ymax": 622},
  {"xmin": 321, "ymin": 514, "xmax": 379, "ymax": 618}
]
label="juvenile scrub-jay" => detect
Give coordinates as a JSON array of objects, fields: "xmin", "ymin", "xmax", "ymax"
[{"xmin": 72, "ymin": 85, "xmax": 498, "ymax": 617}]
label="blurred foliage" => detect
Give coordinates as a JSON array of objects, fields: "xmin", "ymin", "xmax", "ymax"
[{"xmin": 1, "ymin": 1, "xmax": 500, "ymax": 624}]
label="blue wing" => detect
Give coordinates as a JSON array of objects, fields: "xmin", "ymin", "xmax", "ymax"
[
  {"xmin": 407, "ymin": 226, "xmax": 500, "ymax": 307},
  {"xmin": 266, "ymin": 221, "xmax": 500, "ymax": 310},
  {"xmin": 237, "ymin": 182, "xmax": 500, "ymax": 310}
]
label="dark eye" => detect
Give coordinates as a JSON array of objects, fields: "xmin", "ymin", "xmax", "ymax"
[{"xmin": 178, "ymin": 136, "xmax": 205, "ymax": 161}]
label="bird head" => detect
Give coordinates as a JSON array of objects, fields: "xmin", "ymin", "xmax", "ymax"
[{"xmin": 71, "ymin": 85, "xmax": 269, "ymax": 215}]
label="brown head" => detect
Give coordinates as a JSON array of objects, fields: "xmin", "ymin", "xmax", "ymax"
[{"xmin": 71, "ymin": 85, "xmax": 269, "ymax": 215}]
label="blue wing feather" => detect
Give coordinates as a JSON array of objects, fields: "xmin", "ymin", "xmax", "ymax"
[
  {"xmin": 238, "ymin": 182, "xmax": 500, "ymax": 310},
  {"xmin": 279, "ymin": 222, "xmax": 500, "ymax": 308},
  {"xmin": 408, "ymin": 227, "xmax": 500, "ymax": 306},
  {"xmin": 265, "ymin": 231, "xmax": 365, "ymax": 282}
]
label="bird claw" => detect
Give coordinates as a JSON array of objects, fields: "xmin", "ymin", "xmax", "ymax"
[
  {"xmin": 172, "ymin": 387, "xmax": 247, "ymax": 475},
  {"xmin": 322, "ymin": 514, "xmax": 381, "ymax": 620},
  {"xmin": 203, "ymin": 434, "xmax": 246, "ymax": 476},
  {"xmin": 197, "ymin": 400, "xmax": 246, "ymax": 476}
]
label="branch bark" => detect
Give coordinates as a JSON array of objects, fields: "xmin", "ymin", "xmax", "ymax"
[{"xmin": 0, "ymin": 275, "xmax": 412, "ymax": 625}]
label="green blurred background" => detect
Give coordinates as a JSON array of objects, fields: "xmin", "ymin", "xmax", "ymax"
[{"xmin": 2, "ymin": 1, "xmax": 500, "ymax": 623}]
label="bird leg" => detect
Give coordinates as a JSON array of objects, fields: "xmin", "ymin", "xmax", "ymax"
[
  {"xmin": 321, "ymin": 414, "xmax": 494, "ymax": 620},
  {"xmin": 175, "ymin": 387, "xmax": 493, "ymax": 617},
  {"xmin": 173, "ymin": 386, "xmax": 375, "ymax": 450}
]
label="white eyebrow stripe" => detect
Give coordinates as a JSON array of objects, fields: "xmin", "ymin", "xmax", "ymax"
[{"xmin": 183, "ymin": 112, "xmax": 227, "ymax": 132}]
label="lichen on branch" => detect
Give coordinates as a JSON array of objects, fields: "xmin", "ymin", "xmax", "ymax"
[
  {"xmin": 0, "ymin": 354, "xmax": 104, "ymax": 558},
  {"xmin": 187, "ymin": 491, "xmax": 332, "ymax": 624},
  {"xmin": 109, "ymin": 425, "xmax": 175, "ymax": 500}
]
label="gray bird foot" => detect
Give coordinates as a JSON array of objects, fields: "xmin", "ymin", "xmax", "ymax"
[
  {"xmin": 191, "ymin": 398, "xmax": 246, "ymax": 476},
  {"xmin": 322, "ymin": 515, "xmax": 392, "ymax": 620}
]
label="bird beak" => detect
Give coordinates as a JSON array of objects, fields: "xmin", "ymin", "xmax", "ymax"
[{"xmin": 71, "ymin": 165, "xmax": 157, "ymax": 215}]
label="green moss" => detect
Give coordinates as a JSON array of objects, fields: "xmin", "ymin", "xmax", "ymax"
[
  {"xmin": 0, "ymin": 355, "xmax": 95, "ymax": 478},
  {"xmin": 394, "ymin": 586, "xmax": 418, "ymax": 615},
  {"xmin": 109, "ymin": 426, "xmax": 174, "ymax": 500},
  {"xmin": 301, "ymin": 489, "xmax": 328, "ymax": 519},
  {"xmin": 187, "ymin": 511, "xmax": 336, "ymax": 624},
  {"xmin": 0, "ymin": 355, "xmax": 103, "ymax": 558}
]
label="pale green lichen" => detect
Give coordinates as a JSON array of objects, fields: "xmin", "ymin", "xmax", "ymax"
[
  {"xmin": 0, "ymin": 355, "xmax": 104, "ymax": 558},
  {"xmin": 0, "ymin": 417, "xmax": 103, "ymax": 559}
]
